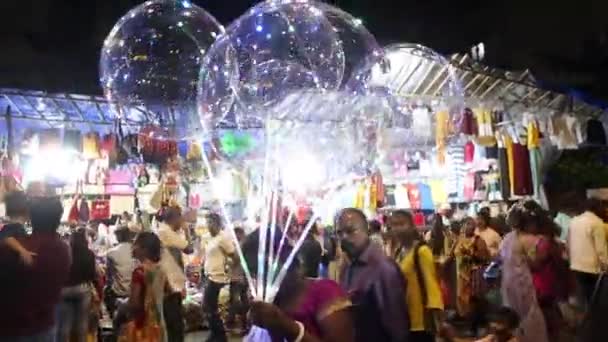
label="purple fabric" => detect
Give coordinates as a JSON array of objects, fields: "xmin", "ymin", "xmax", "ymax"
[
  {"xmin": 288, "ymin": 279, "xmax": 346, "ymax": 338},
  {"xmin": 340, "ymin": 243, "xmax": 409, "ymax": 342},
  {"xmin": 500, "ymin": 232, "xmax": 548, "ymax": 342}
]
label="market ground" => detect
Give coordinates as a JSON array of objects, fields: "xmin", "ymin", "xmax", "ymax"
[{"xmin": 186, "ymin": 331, "xmax": 242, "ymax": 341}]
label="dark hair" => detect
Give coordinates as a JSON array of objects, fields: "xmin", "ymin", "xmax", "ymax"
[
  {"xmin": 507, "ymin": 200, "xmax": 544, "ymax": 232},
  {"xmin": 115, "ymin": 226, "xmax": 134, "ymax": 243},
  {"xmin": 206, "ymin": 212, "xmax": 223, "ymax": 228},
  {"xmin": 29, "ymin": 197, "xmax": 63, "ymax": 233},
  {"xmin": 477, "ymin": 207, "xmax": 491, "ymax": 226},
  {"xmin": 429, "ymin": 215, "xmax": 446, "ymax": 256},
  {"xmin": 68, "ymin": 228, "xmax": 96, "ymax": 284},
  {"xmin": 134, "ymin": 232, "xmax": 162, "ymax": 262},
  {"xmin": 489, "ymin": 306, "xmax": 520, "ymax": 330},
  {"xmin": 335, "ymin": 208, "xmax": 368, "ymax": 233},
  {"xmin": 4, "ymin": 191, "xmax": 29, "ymax": 218},
  {"xmin": 368, "ymin": 219, "xmax": 382, "ymax": 234}
]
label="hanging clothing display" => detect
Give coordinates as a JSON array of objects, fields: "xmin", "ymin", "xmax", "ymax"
[{"xmin": 512, "ymin": 142, "xmax": 533, "ymax": 196}]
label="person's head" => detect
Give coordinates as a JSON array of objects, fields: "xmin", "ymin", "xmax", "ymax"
[
  {"xmin": 234, "ymin": 227, "xmax": 245, "ymax": 242},
  {"xmin": 121, "ymin": 211, "xmax": 132, "ymax": 221},
  {"xmin": 429, "ymin": 214, "xmax": 446, "ymax": 256},
  {"xmin": 163, "ymin": 205, "xmax": 183, "ymax": 230},
  {"xmin": 368, "ymin": 219, "xmax": 382, "ymax": 235},
  {"xmin": 476, "ymin": 207, "xmax": 491, "ymax": 230},
  {"xmin": 132, "ymin": 231, "xmax": 162, "ymax": 263},
  {"xmin": 387, "ymin": 210, "xmax": 414, "ymax": 233},
  {"xmin": 507, "ymin": 200, "xmax": 545, "ymax": 233},
  {"xmin": 449, "ymin": 221, "xmax": 462, "ymax": 236},
  {"xmin": 487, "ymin": 306, "xmax": 520, "ymax": 341},
  {"xmin": 336, "ymin": 208, "xmax": 370, "ymax": 258},
  {"xmin": 29, "ymin": 197, "xmax": 63, "ymax": 233},
  {"xmin": 114, "ymin": 226, "xmax": 134, "ymax": 243},
  {"xmin": 4, "ymin": 191, "xmax": 29, "ymax": 221},
  {"xmin": 206, "ymin": 212, "xmax": 223, "ymax": 237},
  {"xmin": 70, "ymin": 228, "xmax": 90, "ymax": 252},
  {"xmin": 463, "ymin": 217, "xmax": 476, "ymax": 237}
]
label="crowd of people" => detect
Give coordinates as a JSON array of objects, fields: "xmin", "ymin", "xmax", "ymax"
[{"xmin": 1, "ymin": 189, "xmax": 608, "ymax": 342}]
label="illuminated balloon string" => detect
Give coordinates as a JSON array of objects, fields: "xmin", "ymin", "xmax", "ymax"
[
  {"xmin": 200, "ymin": 149, "xmax": 257, "ymax": 299},
  {"xmin": 256, "ymin": 125, "xmax": 276, "ymax": 300},
  {"xmin": 267, "ymin": 212, "xmax": 319, "ymax": 302},
  {"xmin": 269, "ymin": 208, "xmax": 294, "ymax": 287},
  {"xmin": 264, "ymin": 188, "xmax": 280, "ymax": 302},
  {"xmin": 263, "ymin": 133, "xmax": 283, "ymax": 301}
]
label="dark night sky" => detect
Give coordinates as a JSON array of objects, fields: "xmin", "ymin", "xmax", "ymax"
[{"xmin": 1, "ymin": 0, "xmax": 608, "ymax": 105}]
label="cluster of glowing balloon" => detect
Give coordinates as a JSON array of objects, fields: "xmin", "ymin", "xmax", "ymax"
[
  {"xmin": 197, "ymin": 0, "xmax": 384, "ymax": 130},
  {"xmin": 100, "ymin": 0, "xmax": 223, "ymax": 135}
]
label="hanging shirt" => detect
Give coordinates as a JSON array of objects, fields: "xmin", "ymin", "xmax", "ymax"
[
  {"xmin": 446, "ymin": 145, "xmax": 466, "ymax": 199},
  {"xmin": 429, "ymin": 179, "xmax": 448, "ymax": 206},
  {"xmin": 505, "ymin": 134, "xmax": 515, "ymax": 196},
  {"xmin": 512, "ymin": 143, "xmax": 533, "ymax": 196},
  {"xmin": 418, "ymin": 183, "xmax": 434, "ymax": 210},
  {"xmin": 407, "ymin": 184, "xmax": 422, "ymax": 210},
  {"xmin": 527, "ymin": 119, "xmax": 541, "ymax": 148},
  {"xmin": 394, "ymin": 184, "xmax": 412, "ymax": 209},
  {"xmin": 436, "ymin": 109, "xmax": 449, "ymax": 165}
]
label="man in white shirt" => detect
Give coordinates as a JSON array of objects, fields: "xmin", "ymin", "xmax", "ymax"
[
  {"xmin": 104, "ymin": 226, "xmax": 136, "ymax": 318},
  {"xmin": 203, "ymin": 213, "xmax": 235, "ymax": 342},
  {"xmin": 158, "ymin": 206, "xmax": 192, "ymax": 342},
  {"xmin": 568, "ymin": 201, "xmax": 608, "ymax": 309}
]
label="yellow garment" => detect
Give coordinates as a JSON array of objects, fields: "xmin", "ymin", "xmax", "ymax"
[
  {"xmin": 527, "ymin": 120, "xmax": 540, "ymax": 148},
  {"xmin": 429, "ymin": 179, "xmax": 448, "ymax": 205},
  {"xmin": 436, "ymin": 110, "xmax": 449, "ymax": 165},
  {"xmin": 399, "ymin": 244, "xmax": 444, "ymax": 332},
  {"xmin": 475, "ymin": 109, "xmax": 496, "ymax": 146},
  {"xmin": 505, "ymin": 134, "xmax": 515, "ymax": 196},
  {"xmin": 354, "ymin": 183, "xmax": 365, "ymax": 209}
]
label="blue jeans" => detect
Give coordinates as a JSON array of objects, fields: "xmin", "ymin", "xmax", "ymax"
[
  {"xmin": 3, "ymin": 327, "xmax": 55, "ymax": 342},
  {"xmin": 56, "ymin": 285, "xmax": 91, "ymax": 342}
]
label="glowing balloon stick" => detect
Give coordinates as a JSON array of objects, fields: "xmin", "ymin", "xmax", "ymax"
[
  {"xmin": 264, "ymin": 187, "xmax": 280, "ymax": 302},
  {"xmin": 270, "ymin": 208, "xmax": 294, "ymax": 283},
  {"xmin": 200, "ymin": 149, "xmax": 257, "ymax": 299},
  {"xmin": 267, "ymin": 212, "xmax": 320, "ymax": 302},
  {"xmin": 256, "ymin": 126, "xmax": 275, "ymax": 300}
]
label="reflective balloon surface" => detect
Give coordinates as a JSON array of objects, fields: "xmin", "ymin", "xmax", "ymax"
[
  {"xmin": 197, "ymin": 0, "xmax": 383, "ymax": 130},
  {"xmin": 100, "ymin": 0, "xmax": 222, "ymax": 136}
]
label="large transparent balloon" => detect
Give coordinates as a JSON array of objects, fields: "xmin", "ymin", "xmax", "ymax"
[
  {"xmin": 197, "ymin": 0, "xmax": 383, "ymax": 130},
  {"xmin": 100, "ymin": 0, "xmax": 223, "ymax": 136}
]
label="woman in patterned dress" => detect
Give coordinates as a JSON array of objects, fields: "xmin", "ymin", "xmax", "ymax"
[
  {"xmin": 119, "ymin": 232, "xmax": 168, "ymax": 342},
  {"xmin": 499, "ymin": 201, "xmax": 549, "ymax": 342}
]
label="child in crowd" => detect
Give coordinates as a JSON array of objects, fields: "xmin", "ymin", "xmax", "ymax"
[
  {"xmin": 440, "ymin": 306, "xmax": 520, "ymax": 342},
  {"xmin": 0, "ymin": 191, "xmax": 36, "ymax": 265}
]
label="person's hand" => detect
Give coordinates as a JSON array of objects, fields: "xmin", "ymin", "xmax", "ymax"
[
  {"xmin": 18, "ymin": 249, "xmax": 37, "ymax": 266},
  {"xmin": 248, "ymin": 301, "xmax": 295, "ymax": 336}
]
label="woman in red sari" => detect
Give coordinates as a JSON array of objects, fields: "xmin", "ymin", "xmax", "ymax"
[{"xmin": 243, "ymin": 229, "xmax": 355, "ymax": 342}]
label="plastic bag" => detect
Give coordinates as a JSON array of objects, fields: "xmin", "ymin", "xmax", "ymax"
[{"xmin": 244, "ymin": 326, "xmax": 272, "ymax": 342}]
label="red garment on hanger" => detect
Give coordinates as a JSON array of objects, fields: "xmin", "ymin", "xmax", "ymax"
[
  {"xmin": 413, "ymin": 211, "xmax": 425, "ymax": 227},
  {"xmin": 407, "ymin": 183, "xmax": 421, "ymax": 209},
  {"xmin": 512, "ymin": 143, "xmax": 533, "ymax": 196}
]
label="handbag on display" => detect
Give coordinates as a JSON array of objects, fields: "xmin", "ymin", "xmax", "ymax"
[{"xmin": 91, "ymin": 199, "xmax": 110, "ymax": 220}]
